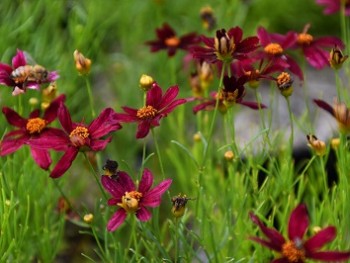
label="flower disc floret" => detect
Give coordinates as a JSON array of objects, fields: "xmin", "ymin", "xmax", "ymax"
[
  {"xmin": 282, "ymin": 240, "xmax": 306, "ymax": 262},
  {"xmin": 136, "ymin": 106, "xmax": 158, "ymax": 120},
  {"xmin": 297, "ymin": 33, "xmax": 313, "ymax": 45},
  {"xmin": 118, "ymin": 191, "xmax": 143, "ymax": 213},
  {"xmin": 26, "ymin": 118, "xmax": 47, "ymax": 134},
  {"xmin": 69, "ymin": 126, "xmax": 89, "ymax": 147},
  {"xmin": 165, "ymin": 36, "xmax": 180, "ymax": 47},
  {"xmin": 264, "ymin": 43, "xmax": 284, "ymax": 55}
]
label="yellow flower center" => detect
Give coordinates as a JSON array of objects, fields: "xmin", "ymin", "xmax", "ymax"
[
  {"xmin": 165, "ymin": 36, "xmax": 180, "ymax": 47},
  {"xmin": 214, "ymin": 30, "xmax": 236, "ymax": 62},
  {"xmin": 26, "ymin": 118, "xmax": 47, "ymax": 134},
  {"xmin": 69, "ymin": 126, "xmax": 89, "ymax": 147},
  {"xmin": 297, "ymin": 33, "xmax": 313, "ymax": 45},
  {"xmin": 136, "ymin": 105, "xmax": 158, "ymax": 120},
  {"xmin": 277, "ymin": 72, "xmax": 292, "ymax": 87},
  {"xmin": 118, "ymin": 191, "xmax": 143, "ymax": 213},
  {"xmin": 282, "ymin": 241, "xmax": 305, "ymax": 262},
  {"xmin": 264, "ymin": 43, "xmax": 283, "ymax": 55}
]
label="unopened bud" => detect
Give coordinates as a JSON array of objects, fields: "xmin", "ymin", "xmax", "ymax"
[
  {"xmin": 224, "ymin": 150, "xmax": 235, "ymax": 161},
  {"xmin": 139, "ymin": 74, "xmax": 154, "ymax": 91},
  {"xmin": 73, "ymin": 50, "xmax": 92, "ymax": 75},
  {"xmin": 83, "ymin": 213, "xmax": 94, "ymax": 223},
  {"xmin": 307, "ymin": 134, "xmax": 326, "ymax": 156},
  {"xmin": 329, "ymin": 46, "xmax": 348, "ymax": 70}
]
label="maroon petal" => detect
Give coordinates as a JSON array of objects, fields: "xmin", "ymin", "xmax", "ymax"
[
  {"xmin": 142, "ymin": 179, "xmax": 172, "ymax": 207},
  {"xmin": 249, "ymin": 236, "xmax": 283, "ymax": 252},
  {"xmin": 249, "ymin": 212, "xmax": 285, "ymax": 250},
  {"xmin": 107, "ymin": 197, "xmax": 120, "ymax": 206},
  {"xmin": 147, "ymin": 83, "xmax": 163, "ymax": 108},
  {"xmin": 228, "ymin": 26, "xmax": 243, "ymax": 44},
  {"xmin": 303, "ymin": 47, "xmax": 329, "ymax": 69},
  {"xmin": 89, "ymin": 108, "xmax": 121, "ymax": 138},
  {"xmin": 138, "ymin": 168, "xmax": 154, "ymax": 193},
  {"xmin": 0, "ymin": 133, "xmax": 27, "ymax": 155},
  {"xmin": 30, "ymin": 147, "xmax": 51, "ymax": 170},
  {"xmin": 160, "ymin": 98, "xmax": 187, "ymax": 115},
  {"xmin": 58, "ymin": 103, "xmax": 73, "ymax": 134},
  {"xmin": 115, "ymin": 108, "xmax": 139, "ymax": 122},
  {"xmin": 308, "ymin": 251, "xmax": 350, "ymax": 261},
  {"xmin": 50, "ymin": 147, "xmax": 79, "ymax": 178},
  {"xmin": 193, "ymin": 100, "xmax": 216, "ymax": 114},
  {"xmin": 288, "ymin": 204, "xmax": 309, "ymax": 240},
  {"xmin": 43, "ymin": 94, "xmax": 66, "ymax": 123},
  {"xmin": 158, "ymin": 85, "xmax": 179, "ymax": 109},
  {"xmin": 238, "ymin": 101, "xmax": 267, "ymax": 110},
  {"xmin": 257, "ymin": 27, "xmax": 271, "ymax": 47},
  {"xmin": 89, "ymin": 137, "xmax": 112, "ymax": 151},
  {"xmin": 101, "ymin": 175, "xmax": 126, "ymax": 199},
  {"xmin": 0, "ymin": 63, "xmax": 13, "ymax": 74},
  {"xmin": 156, "ymin": 23, "xmax": 176, "ymax": 40},
  {"xmin": 304, "ymin": 226, "xmax": 336, "ymax": 252},
  {"xmin": 136, "ymin": 206, "xmax": 152, "ymax": 222},
  {"xmin": 28, "ymin": 128, "xmax": 69, "ymax": 151},
  {"xmin": 12, "ymin": 49, "xmax": 27, "ymax": 68},
  {"xmin": 117, "ymin": 171, "xmax": 136, "ymax": 192},
  {"xmin": 313, "ymin": 36, "xmax": 344, "ymax": 49},
  {"xmin": 285, "ymin": 55, "xmax": 304, "ymax": 80},
  {"xmin": 271, "ymin": 258, "xmax": 290, "ymax": 263},
  {"xmin": 2, "ymin": 107, "xmax": 27, "ymax": 127},
  {"xmin": 236, "ymin": 37, "xmax": 260, "ymax": 54},
  {"xmin": 136, "ymin": 120, "xmax": 152, "ymax": 139},
  {"xmin": 281, "ymin": 31, "xmax": 298, "ymax": 49},
  {"xmin": 313, "ymin": 99, "xmax": 335, "ymax": 116},
  {"xmin": 107, "ymin": 209, "xmax": 127, "ymax": 231}
]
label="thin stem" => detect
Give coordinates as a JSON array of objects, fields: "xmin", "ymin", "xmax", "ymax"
[
  {"xmin": 318, "ymin": 156, "xmax": 328, "ymax": 195},
  {"xmin": 286, "ymin": 97, "xmax": 294, "ymax": 150},
  {"xmin": 83, "ymin": 152, "xmax": 108, "ymax": 201},
  {"xmin": 85, "ymin": 76, "xmax": 96, "ymax": 118},
  {"xmin": 52, "ymin": 179, "xmax": 73, "ymax": 211},
  {"xmin": 151, "ymin": 128, "xmax": 165, "ymax": 180},
  {"xmin": 174, "ymin": 218, "xmax": 179, "ymax": 263}
]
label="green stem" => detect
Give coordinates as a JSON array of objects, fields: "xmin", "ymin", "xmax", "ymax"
[
  {"xmin": 83, "ymin": 152, "xmax": 107, "ymax": 201},
  {"xmin": 52, "ymin": 179, "xmax": 73, "ymax": 211},
  {"xmin": 151, "ymin": 128, "xmax": 165, "ymax": 180},
  {"xmin": 335, "ymin": 70, "xmax": 342, "ymax": 102},
  {"xmin": 174, "ymin": 218, "xmax": 179, "ymax": 263},
  {"xmin": 286, "ymin": 97, "xmax": 294, "ymax": 151},
  {"xmin": 85, "ymin": 76, "xmax": 96, "ymax": 118},
  {"xmin": 318, "ymin": 156, "xmax": 328, "ymax": 195}
]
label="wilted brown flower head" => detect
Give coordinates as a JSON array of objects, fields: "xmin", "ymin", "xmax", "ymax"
[
  {"xmin": 329, "ymin": 46, "xmax": 348, "ymax": 70},
  {"xmin": 306, "ymin": 134, "xmax": 326, "ymax": 156}
]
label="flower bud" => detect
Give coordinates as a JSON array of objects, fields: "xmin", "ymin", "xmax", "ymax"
[
  {"xmin": 73, "ymin": 50, "xmax": 92, "ymax": 75},
  {"xmin": 329, "ymin": 46, "xmax": 348, "ymax": 70},
  {"xmin": 139, "ymin": 74, "xmax": 155, "ymax": 91},
  {"xmin": 83, "ymin": 213, "xmax": 94, "ymax": 223},
  {"xmin": 224, "ymin": 150, "xmax": 235, "ymax": 161},
  {"xmin": 307, "ymin": 134, "xmax": 326, "ymax": 156}
]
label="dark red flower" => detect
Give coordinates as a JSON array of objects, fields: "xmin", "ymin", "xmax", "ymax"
[
  {"xmin": 291, "ymin": 24, "xmax": 345, "ymax": 69},
  {"xmin": 193, "ymin": 75, "xmax": 267, "ymax": 114},
  {"xmin": 0, "ymin": 95, "xmax": 66, "ymax": 170},
  {"xmin": 101, "ymin": 168, "xmax": 172, "ymax": 231},
  {"xmin": 31, "ymin": 104, "xmax": 122, "ymax": 178},
  {"xmin": 0, "ymin": 49, "xmax": 59, "ymax": 95},
  {"xmin": 191, "ymin": 27, "xmax": 259, "ymax": 64},
  {"xmin": 257, "ymin": 27, "xmax": 304, "ymax": 80},
  {"xmin": 114, "ymin": 82, "xmax": 187, "ymax": 139},
  {"xmin": 145, "ymin": 23, "xmax": 200, "ymax": 57},
  {"xmin": 250, "ymin": 204, "xmax": 350, "ymax": 262},
  {"xmin": 316, "ymin": 0, "xmax": 350, "ymax": 15}
]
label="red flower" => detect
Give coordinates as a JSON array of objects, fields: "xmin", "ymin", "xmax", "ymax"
[
  {"xmin": 257, "ymin": 27, "xmax": 304, "ymax": 80},
  {"xmin": 250, "ymin": 204, "xmax": 350, "ymax": 262},
  {"xmin": 145, "ymin": 23, "xmax": 200, "ymax": 57},
  {"xmin": 101, "ymin": 168, "xmax": 172, "ymax": 231},
  {"xmin": 114, "ymin": 83, "xmax": 187, "ymax": 139},
  {"xmin": 316, "ymin": 0, "xmax": 350, "ymax": 15},
  {"xmin": 291, "ymin": 24, "xmax": 345, "ymax": 69},
  {"xmin": 31, "ymin": 104, "xmax": 122, "ymax": 178},
  {"xmin": 0, "ymin": 49, "xmax": 59, "ymax": 95},
  {"xmin": 0, "ymin": 95, "xmax": 66, "ymax": 170},
  {"xmin": 191, "ymin": 27, "xmax": 259, "ymax": 64},
  {"xmin": 193, "ymin": 76, "xmax": 267, "ymax": 114}
]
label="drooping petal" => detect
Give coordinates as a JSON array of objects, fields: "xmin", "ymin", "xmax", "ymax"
[
  {"xmin": 304, "ymin": 226, "xmax": 336, "ymax": 252},
  {"xmin": 138, "ymin": 168, "xmax": 154, "ymax": 193},
  {"xmin": 136, "ymin": 120, "xmax": 152, "ymax": 139},
  {"xmin": 107, "ymin": 209, "xmax": 127, "ymax": 231},
  {"xmin": 30, "ymin": 147, "xmax": 51, "ymax": 170},
  {"xmin": 89, "ymin": 108, "xmax": 121, "ymax": 138},
  {"xmin": 12, "ymin": 49, "xmax": 27, "ymax": 68},
  {"xmin": 43, "ymin": 94, "xmax": 66, "ymax": 123},
  {"xmin": 288, "ymin": 204, "xmax": 309, "ymax": 240},
  {"xmin": 58, "ymin": 103, "xmax": 73, "ymax": 134},
  {"xmin": 313, "ymin": 99, "xmax": 335, "ymax": 116},
  {"xmin": 307, "ymin": 250, "xmax": 350, "ymax": 261},
  {"xmin": 0, "ymin": 133, "xmax": 27, "ymax": 155},
  {"xmin": 238, "ymin": 101, "xmax": 267, "ymax": 110},
  {"xmin": 2, "ymin": 107, "xmax": 27, "ymax": 127},
  {"xmin": 50, "ymin": 147, "xmax": 79, "ymax": 178},
  {"xmin": 249, "ymin": 212, "xmax": 285, "ymax": 250},
  {"xmin": 142, "ymin": 179, "xmax": 172, "ymax": 207},
  {"xmin": 136, "ymin": 206, "xmax": 152, "ymax": 222},
  {"xmin": 285, "ymin": 55, "xmax": 304, "ymax": 80}
]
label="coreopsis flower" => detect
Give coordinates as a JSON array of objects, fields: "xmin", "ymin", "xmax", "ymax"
[
  {"xmin": 276, "ymin": 72, "xmax": 294, "ymax": 97},
  {"xmin": 31, "ymin": 103, "xmax": 122, "ymax": 178},
  {"xmin": 145, "ymin": 23, "xmax": 200, "ymax": 57},
  {"xmin": 73, "ymin": 50, "xmax": 92, "ymax": 75},
  {"xmin": 249, "ymin": 204, "xmax": 350, "ymax": 262},
  {"xmin": 292, "ymin": 24, "xmax": 345, "ymax": 69},
  {"xmin": 191, "ymin": 27, "xmax": 259, "ymax": 64},
  {"xmin": 257, "ymin": 27, "xmax": 304, "ymax": 80},
  {"xmin": 329, "ymin": 46, "xmax": 349, "ymax": 69},
  {"xmin": 307, "ymin": 134, "xmax": 326, "ymax": 156},
  {"xmin": 0, "ymin": 95, "xmax": 66, "ymax": 170},
  {"xmin": 314, "ymin": 99, "xmax": 350, "ymax": 133},
  {"xmin": 0, "ymin": 49, "xmax": 59, "ymax": 95},
  {"xmin": 171, "ymin": 194, "xmax": 193, "ymax": 218},
  {"xmin": 316, "ymin": 0, "xmax": 350, "ymax": 15},
  {"xmin": 114, "ymin": 82, "xmax": 187, "ymax": 139},
  {"xmin": 101, "ymin": 168, "xmax": 172, "ymax": 231}
]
